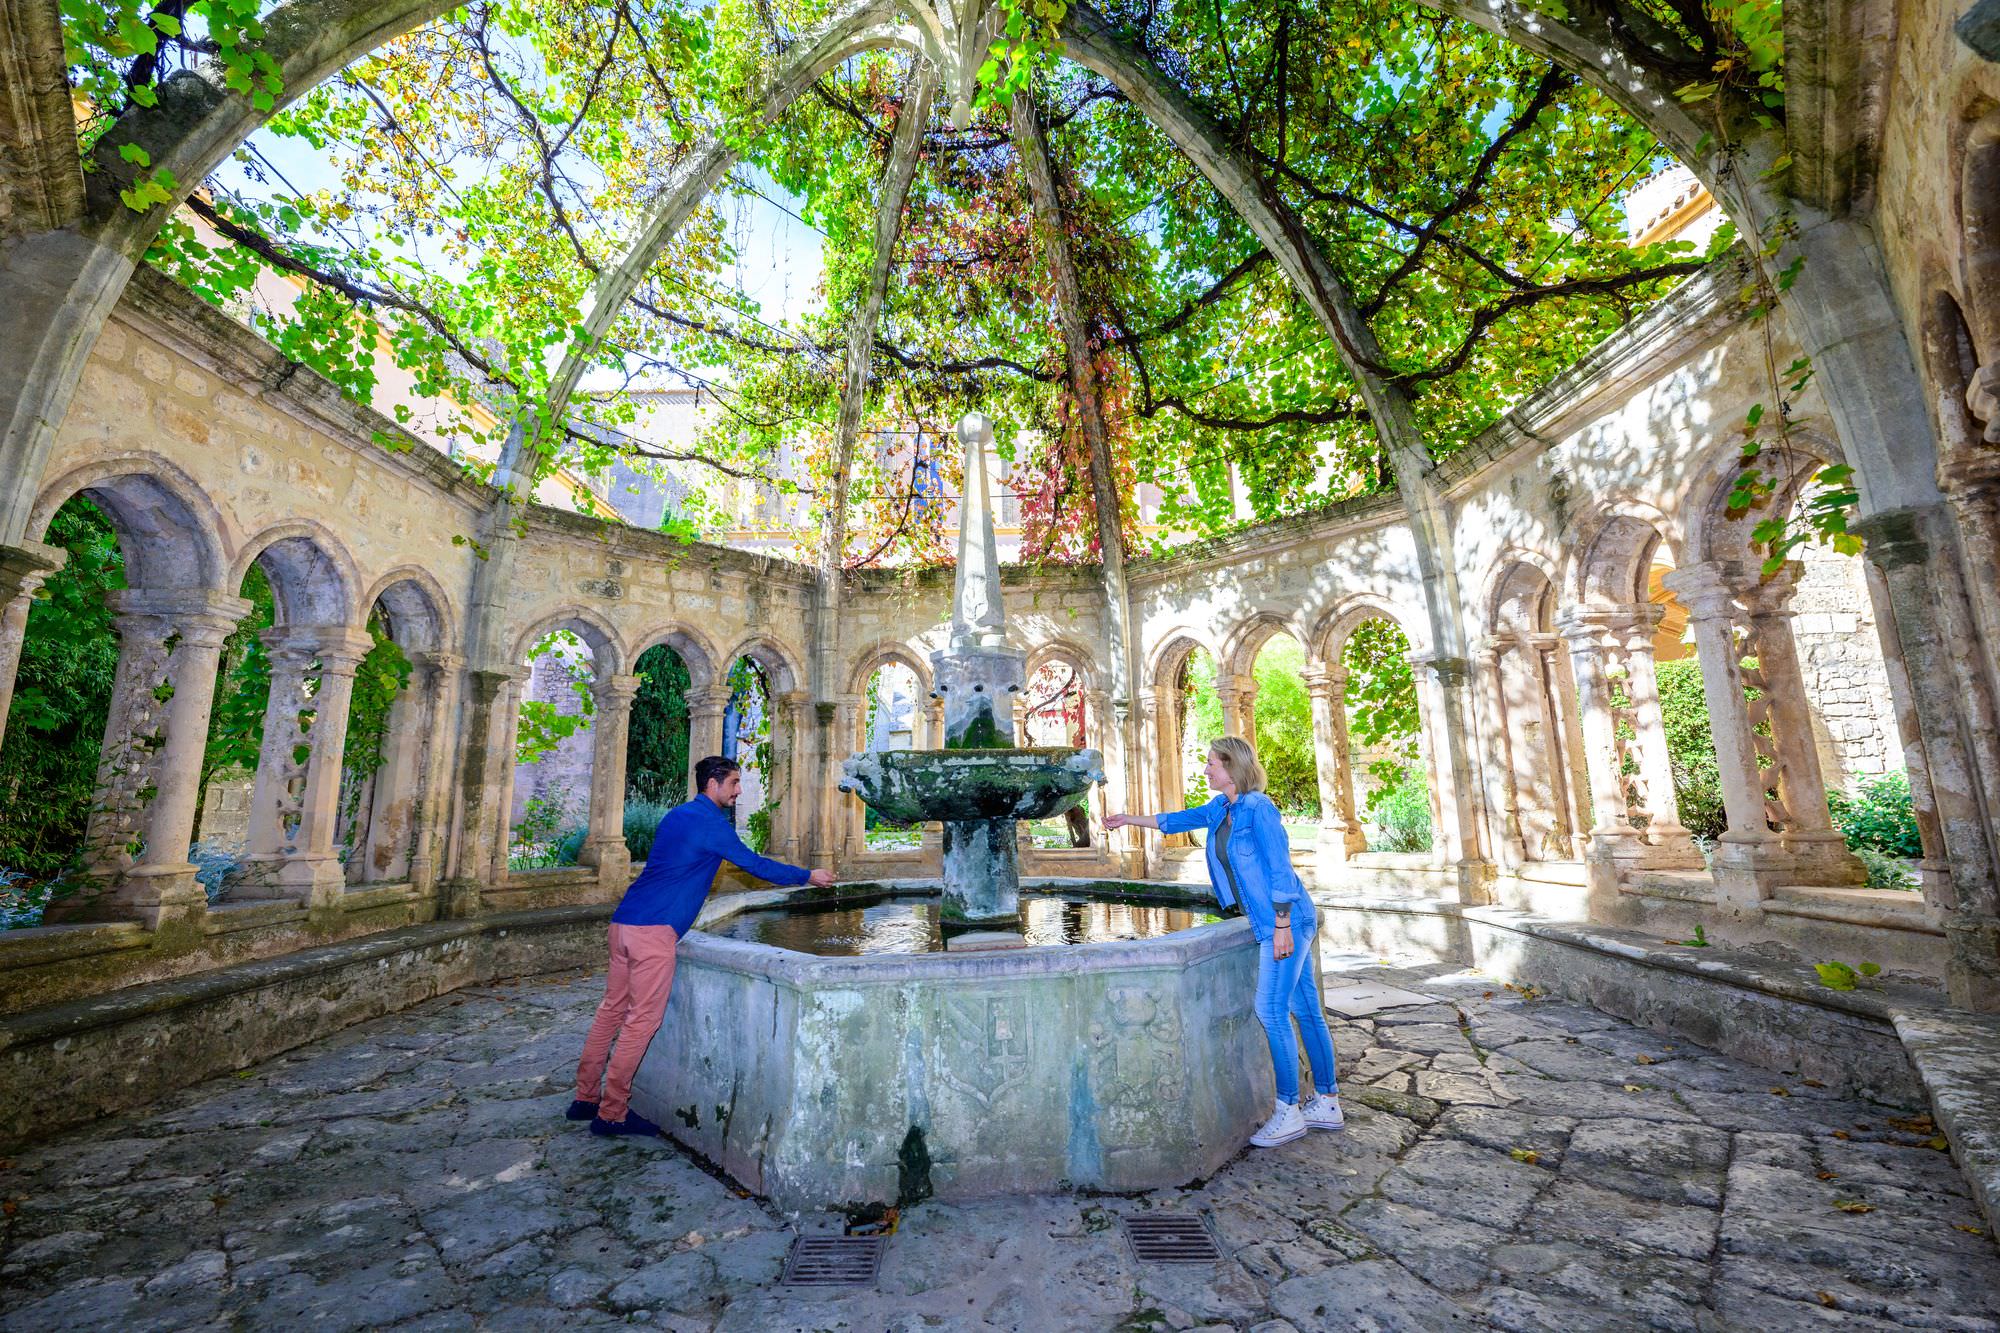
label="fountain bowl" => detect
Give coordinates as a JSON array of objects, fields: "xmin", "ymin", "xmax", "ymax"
[
  {"xmin": 837, "ymin": 746, "xmax": 1105, "ymax": 824},
  {"xmin": 628, "ymin": 878, "xmax": 1273, "ymax": 1211}
]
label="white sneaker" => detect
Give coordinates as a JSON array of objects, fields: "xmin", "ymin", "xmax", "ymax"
[
  {"xmin": 1249, "ymin": 1101, "xmax": 1308, "ymax": 1148},
  {"xmin": 1302, "ymin": 1093, "xmax": 1345, "ymax": 1131}
]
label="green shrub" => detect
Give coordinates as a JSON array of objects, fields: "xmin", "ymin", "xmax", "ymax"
[
  {"xmin": 622, "ymin": 797, "xmax": 677, "ymax": 862},
  {"xmin": 1366, "ymin": 763, "xmax": 1433, "ymax": 853},
  {"xmin": 745, "ymin": 805, "xmax": 771, "ymax": 855},
  {"xmin": 1828, "ymin": 771, "xmax": 1923, "ymax": 858},
  {"xmin": 1853, "ymin": 845, "xmax": 1916, "ymax": 891}
]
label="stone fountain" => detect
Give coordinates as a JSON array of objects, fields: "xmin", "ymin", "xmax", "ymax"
[
  {"xmin": 629, "ymin": 413, "xmax": 1269, "ymax": 1210},
  {"xmin": 838, "ymin": 412, "xmax": 1104, "ymax": 933}
]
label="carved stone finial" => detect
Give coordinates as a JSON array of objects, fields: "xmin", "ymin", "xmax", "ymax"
[{"xmin": 950, "ymin": 411, "xmax": 1007, "ymax": 652}]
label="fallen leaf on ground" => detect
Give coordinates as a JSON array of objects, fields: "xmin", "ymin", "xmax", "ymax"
[{"xmin": 1833, "ymin": 1200, "xmax": 1873, "ymax": 1214}]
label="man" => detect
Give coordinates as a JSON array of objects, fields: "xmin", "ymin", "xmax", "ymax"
[{"xmin": 570, "ymin": 755, "xmax": 835, "ymax": 1136}]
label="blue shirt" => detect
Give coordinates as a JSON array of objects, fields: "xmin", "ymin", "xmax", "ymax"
[
  {"xmin": 1157, "ymin": 792, "xmax": 1315, "ymax": 943},
  {"xmin": 611, "ymin": 795, "xmax": 811, "ymax": 936}
]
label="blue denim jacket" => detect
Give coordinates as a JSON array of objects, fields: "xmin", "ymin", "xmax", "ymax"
[
  {"xmin": 1156, "ymin": 791, "xmax": 1314, "ymax": 943},
  {"xmin": 611, "ymin": 795, "xmax": 810, "ymax": 937}
]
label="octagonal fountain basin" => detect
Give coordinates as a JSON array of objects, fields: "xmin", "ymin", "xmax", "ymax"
[{"xmin": 627, "ymin": 879, "xmax": 1273, "ymax": 1211}]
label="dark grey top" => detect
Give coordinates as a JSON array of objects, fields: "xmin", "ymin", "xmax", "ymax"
[{"xmin": 1214, "ymin": 811, "xmax": 1247, "ymax": 908}]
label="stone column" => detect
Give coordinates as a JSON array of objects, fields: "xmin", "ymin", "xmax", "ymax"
[
  {"xmin": 1217, "ymin": 673, "xmax": 1251, "ymax": 739},
  {"xmin": 437, "ymin": 665, "xmax": 526, "ymax": 916},
  {"xmin": 1472, "ymin": 641, "xmax": 1527, "ymax": 867},
  {"xmin": 1540, "ymin": 636, "xmax": 1594, "ymax": 860},
  {"xmin": 1610, "ymin": 619, "xmax": 1705, "ymax": 868},
  {"xmin": 1663, "ymin": 562, "xmax": 1790, "ymax": 909},
  {"xmin": 1857, "ymin": 507, "xmax": 2000, "ymax": 1008},
  {"xmin": 1304, "ymin": 666, "xmax": 1365, "ymax": 872},
  {"xmin": 686, "ymin": 683, "xmax": 731, "ymax": 794},
  {"xmin": 404, "ymin": 651, "xmax": 462, "ymax": 894},
  {"xmin": 1408, "ymin": 652, "xmax": 1490, "ymax": 892},
  {"xmin": 352, "ymin": 659, "xmax": 428, "ymax": 887},
  {"xmin": 1735, "ymin": 572, "xmax": 1866, "ymax": 885},
  {"xmin": 0, "ymin": 540, "xmax": 63, "ymax": 754},
  {"xmin": 766, "ymin": 689, "xmax": 808, "ymax": 861},
  {"xmin": 56, "ymin": 589, "xmax": 248, "ymax": 927},
  {"xmin": 237, "ymin": 626, "xmax": 374, "ymax": 908},
  {"xmin": 1554, "ymin": 612, "xmax": 1644, "ymax": 864},
  {"xmin": 579, "ymin": 673, "xmax": 639, "ymax": 889}
]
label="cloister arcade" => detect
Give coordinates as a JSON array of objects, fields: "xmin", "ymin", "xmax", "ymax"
[{"xmin": 2, "ymin": 0, "xmax": 2000, "ymax": 1291}]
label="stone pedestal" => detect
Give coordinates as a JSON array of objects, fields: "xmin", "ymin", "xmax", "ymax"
[{"xmin": 941, "ymin": 816, "xmax": 1021, "ymax": 924}]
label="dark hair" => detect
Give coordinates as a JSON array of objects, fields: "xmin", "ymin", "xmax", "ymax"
[{"xmin": 694, "ymin": 755, "xmax": 740, "ymax": 794}]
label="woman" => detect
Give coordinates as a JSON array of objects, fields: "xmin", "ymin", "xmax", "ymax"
[{"xmin": 1107, "ymin": 736, "xmax": 1342, "ymax": 1147}]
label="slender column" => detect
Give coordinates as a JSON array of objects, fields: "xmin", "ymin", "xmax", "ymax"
[
  {"xmin": 580, "ymin": 673, "xmax": 639, "ymax": 888},
  {"xmin": 1304, "ymin": 666, "xmax": 1365, "ymax": 871},
  {"xmin": 1611, "ymin": 619, "xmax": 1705, "ymax": 868},
  {"xmin": 1736, "ymin": 572, "xmax": 1866, "ymax": 885},
  {"xmin": 686, "ymin": 683, "xmax": 730, "ymax": 791},
  {"xmin": 1663, "ymin": 562, "xmax": 1789, "ymax": 909},
  {"xmin": 1407, "ymin": 653, "xmax": 1486, "ymax": 892},
  {"xmin": 352, "ymin": 667, "xmax": 426, "ymax": 886},
  {"xmin": 773, "ymin": 689, "xmax": 811, "ymax": 860},
  {"xmin": 1555, "ymin": 613, "xmax": 1644, "ymax": 862},
  {"xmin": 0, "ymin": 540, "xmax": 63, "ymax": 753},
  {"xmin": 236, "ymin": 626, "xmax": 373, "ymax": 907},
  {"xmin": 1218, "ymin": 673, "xmax": 1253, "ymax": 738},
  {"xmin": 1472, "ymin": 641, "xmax": 1527, "ymax": 866},
  {"xmin": 1142, "ymin": 683, "xmax": 1192, "ymax": 854},
  {"xmin": 55, "ymin": 589, "xmax": 248, "ymax": 927},
  {"xmin": 405, "ymin": 651, "xmax": 462, "ymax": 893},
  {"xmin": 1542, "ymin": 638, "xmax": 1593, "ymax": 859}
]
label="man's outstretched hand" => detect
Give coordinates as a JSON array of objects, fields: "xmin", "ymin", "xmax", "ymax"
[{"xmin": 807, "ymin": 869, "xmax": 837, "ymax": 888}]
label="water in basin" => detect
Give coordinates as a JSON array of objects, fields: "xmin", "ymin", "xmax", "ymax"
[{"xmin": 707, "ymin": 891, "xmax": 1221, "ymax": 956}]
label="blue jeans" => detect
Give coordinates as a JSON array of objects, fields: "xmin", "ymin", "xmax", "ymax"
[{"xmin": 1256, "ymin": 924, "xmax": 1338, "ymax": 1104}]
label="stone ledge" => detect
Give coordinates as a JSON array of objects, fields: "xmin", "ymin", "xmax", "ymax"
[
  {"xmin": 0, "ymin": 919, "xmax": 148, "ymax": 973},
  {"xmin": 1891, "ymin": 1008, "xmax": 2000, "ymax": 1238},
  {"xmin": 0, "ymin": 904, "xmax": 611, "ymax": 1147}
]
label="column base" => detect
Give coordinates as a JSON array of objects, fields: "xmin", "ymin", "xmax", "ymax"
[
  {"xmin": 437, "ymin": 878, "xmax": 484, "ymax": 919},
  {"xmin": 43, "ymin": 864, "xmax": 208, "ymax": 930},
  {"xmin": 1631, "ymin": 826, "xmax": 1707, "ymax": 871},
  {"xmin": 579, "ymin": 838, "xmax": 631, "ymax": 891},
  {"xmin": 1783, "ymin": 830, "xmax": 1869, "ymax": 886},
  {"xmin": 1710, "ymin": 835, "xmax": 1793, "ymax": 913},
  {"xmin": 1945, "ymin": 919, "xmax": 2000, "ymax": 1012},
  {"xmin": 231, "ymin": 853, "xmax": 349, "ymax": 907}
]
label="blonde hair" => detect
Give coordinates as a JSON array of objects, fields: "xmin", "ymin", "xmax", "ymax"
[{"xmin": 1208, "ymin": 736, "xmax": 1267, "ymax": 795}]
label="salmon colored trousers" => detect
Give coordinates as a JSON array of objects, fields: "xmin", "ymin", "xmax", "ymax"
[{"xmin": 575, "ymin": 923, "xmax": 680, "ymax": 1122}]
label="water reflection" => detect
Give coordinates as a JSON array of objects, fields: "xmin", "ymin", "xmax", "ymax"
[{"xmin": 706, "ymin": 892, "xmax": 1220, "ymax": 957}]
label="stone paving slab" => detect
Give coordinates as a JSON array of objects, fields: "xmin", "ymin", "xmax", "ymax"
[{"xmin": 2, "ymin": 956, "xmax": 1997, "ymax": 1330}]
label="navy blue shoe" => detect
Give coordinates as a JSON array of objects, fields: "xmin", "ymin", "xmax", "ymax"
[
  {"xmin": 566, "ymin": 1099, "xmax": 599, "ymax": 1122},
  {"xmin": 589, "ymin": 1110, "xmax": 662, "ymax": 1138}
]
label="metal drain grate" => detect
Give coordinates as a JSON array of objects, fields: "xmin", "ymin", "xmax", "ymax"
[
  {"xmin": 1122, "ymin": 1212, "xmax": 1221, "ymax": 1264},
  {"xmin": 781, "ymin": 1234, "xmax": 886, "ymax": 1287}
]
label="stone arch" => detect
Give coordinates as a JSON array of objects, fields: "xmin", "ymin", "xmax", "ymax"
[
  {"xmin": 1145, "ymin": 629, "xmax": 1220, "ymax": 691},
  {"xmin": 513, "ymin": 607, "xmax": 628, "ymax": 676},
  {"xmin": 1218, "ymin": 610, "xmax": 1313, "ymax": 685},
  {"xmin": 1567, "ymin": 504, "xmax": 1676, "ymax": 607},
  {"xmin": 1684, "ymin": 434, "xmax": 1839, "ymax": 569},
  {"xmin": 1311, "ymin": 595, "xmax": 1429, "ymax": 665},
  {"xmin": 232, "ymin": 521, "xmax": 360, "ymax": 627},
  {"xmin": 633, "ymin": 623, "xmax": 720, "ymax": 692},
  {"xmin": 1483, "ymin": 550, "xmax": 1561, "ymax": 635},
  {"xmin": 29, "ymin": 456, "xmax": 226, "ymax": 591},
  {"xmin": 1488, "ymin": 552, "xmax": 1560, "ymax": 632},
  {"xmin": 363, "ymin": 566, "xmax": 453, "ymax": 654},
  {"xmin": 848, "ymin": 639, "xmax": 934, "ymax": 700},
  {"xmin": 1024, "ymin": 637, "xmax": 1102, "ymax": 694},
  {"xmin": 718, "ymin": 634, "xmax": 804, "ymax": 697}
]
